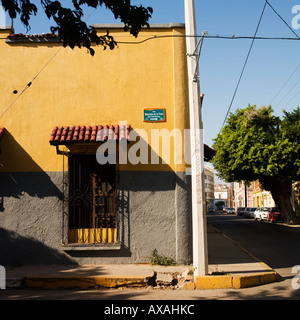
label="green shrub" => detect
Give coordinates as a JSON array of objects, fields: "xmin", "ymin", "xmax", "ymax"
[{"xmin": 150, "ymin": 249, "xmax": 176, "ymax": 266}]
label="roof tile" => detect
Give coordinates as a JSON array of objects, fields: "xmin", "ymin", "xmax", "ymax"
[
  {"xmin": 50, "ymin": 125, "xmax": 130, "ymax": 145},
  {"xmin": 49, "ymin": 125, "xmax": 215, "ymax": 160}
]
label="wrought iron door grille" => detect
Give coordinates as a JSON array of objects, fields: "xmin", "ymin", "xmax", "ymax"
[{"xmin": 68, "ymin": 155, "xmax": 116, "ymax": 244}]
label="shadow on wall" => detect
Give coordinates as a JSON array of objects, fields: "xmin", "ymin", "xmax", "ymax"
[
  {"xmin": 0, "ymin": 228, "xmax": 77, "ymax": 266},
  {"xmin": 0, "ymin": 130, "xmax": 63, "ymax": 211},
  {"xmin": 0, "ymin": 130, "xmax": 68, "ymax": 266}
]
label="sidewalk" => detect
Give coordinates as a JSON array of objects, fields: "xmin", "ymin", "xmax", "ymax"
[{"xmin": 4, "ymin": 224, "xmax": 278, "ymax": 290}]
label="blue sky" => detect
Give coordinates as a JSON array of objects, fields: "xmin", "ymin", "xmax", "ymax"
[{"xmin": 3, "ymin": 0, "xmax": 300, "ymax": 158}]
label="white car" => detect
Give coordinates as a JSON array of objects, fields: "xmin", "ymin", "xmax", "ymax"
[
  {"xmin": 254, "ymin": 207, "xmax": 270, "ymax": 221},
  {"xmin": 248, "ymin": 207, "xmax": 257, "ymax": 218}
]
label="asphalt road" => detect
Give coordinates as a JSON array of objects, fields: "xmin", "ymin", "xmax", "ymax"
[
  {"xmin": 207, "ymin": 211, "xmax": 300, "ymax": 277},
  {"xmin": 207, "ymin": 211, "xmax": 300, "ymax": 299}
]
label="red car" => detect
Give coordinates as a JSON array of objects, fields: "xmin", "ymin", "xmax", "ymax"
[{"xmin": 267, "ymin": 207, "xmax": 284, "ymax": 223}]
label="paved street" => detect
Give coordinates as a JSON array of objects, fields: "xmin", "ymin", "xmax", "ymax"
[
  {"xmin": 207, "ymin": 212, "xmax": 300, "ymax": 276},
  {"xmin": 206, "ymin": 211, "xmax": 300, "ymax": 299}
]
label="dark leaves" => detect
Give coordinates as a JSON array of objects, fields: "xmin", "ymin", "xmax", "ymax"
[
  {"xmin": 1, "ymin": 0, "xmax": 153, "ymax": 54},
  {"xmin": 1, "ymin": 0, "xmax": 37, "ymax": 29}
]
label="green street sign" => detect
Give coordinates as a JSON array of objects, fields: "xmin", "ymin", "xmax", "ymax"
[{"xmin": 144, "ymin": 108, "xmax": 166, "ymax": 122}]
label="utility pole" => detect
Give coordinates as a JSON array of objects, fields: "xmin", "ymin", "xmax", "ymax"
[
  {"xmin": 244, "ymin": 183, "xmax": 248, "ymax": 207},
  {"xmin": 184, "ymin": 0, "xmax": 208, "ymax": 276}
]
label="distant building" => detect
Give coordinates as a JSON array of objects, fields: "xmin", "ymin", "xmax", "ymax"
[
  {"xmin": 233, "ymin": 181, "xmax": 253, "ymax": 208},
  {"xmin": 252, "ymin": 180, "xmax": 275, "ymax": 208},
  {"xmin": 214, "ymin": 184, "xmax": 229, "ymax": 207},
  {"xmin": 204, "ymin": 166, "xmax": 215, "ymax": 209}
]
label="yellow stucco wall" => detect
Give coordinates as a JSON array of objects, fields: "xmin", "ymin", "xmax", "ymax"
[{"xmin": 0, "ymin": 24, "xmax": 189, "ymax": 173}]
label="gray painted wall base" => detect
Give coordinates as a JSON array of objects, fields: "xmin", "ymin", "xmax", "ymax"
[{"xmin": 0, "ymin": 171, "xmax": 192, "ymax": 266}]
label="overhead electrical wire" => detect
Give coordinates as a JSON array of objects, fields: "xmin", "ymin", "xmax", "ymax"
[
  {"xmin": 2, "ymin": 2, "xmax": 300, "ymax": 121},
  {"xmin": 0, "ymin": 8, "xmax": 97, "ymax": 120},
  {"xmin": 281, "ymin": 87, "xmax": 300, "ymax": 110},
  {"xmin": 268, "ymin": 63, "xmax": 300, "ymax": 107},
  {"xmin": 264, "ymin": 0, "xmax": 300, "ymax": 40},
  {"xmin": 273, "ymin": 77, "xmax": 300, "ymax": 111},
  {"xmin": 263, "ymin": 0, "xmax": 300, "ymax": 112},
  {"xmin": 1, "ymin": 33, "xmax": 298, "ymax": 119},
  {"xmin": 1, "ymin": 34, "xmax": 300, "ymax": 43},
  {"xmin": 0, "ymin": 48, "xmax": 62, "ymax": 119},
  {"xmin": 218, "ymin": 2, "xmax": 267, "ymax": 135},
  {"xmin": 117, "ymin": 34, "xmax": 300, "ymax": 45},
  {"xmin": 1, "ymin": 29, "xmax": 299, "ymax": 119},
  {"xmin": 217, "ymin": 0, "xmax": 300, "ymax": 132}
]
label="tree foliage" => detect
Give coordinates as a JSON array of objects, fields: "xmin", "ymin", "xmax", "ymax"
[
  {"xmin": 1, "ymin": 0, "xmax": 153, "ymax": 55},
  {"xmin": 212, "ymin": 105, "xmax": 300, "ymax": 224}
]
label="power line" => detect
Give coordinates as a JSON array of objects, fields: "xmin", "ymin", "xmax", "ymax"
[
  {"xmin": 0, "ymin": 47, "xmax": 62, "ymax": 119},
  {"xmin": 268, "ymin": 63, "xmax": 300, "ymax": 106},
  {"xmin": 0, "ymin": 48, "xmax": 63, "ymax": 120},
  {"xmin": 264, "ymin": 0, "xmax": 300, "ymax": 39},
  {"xmin": 117, "ymin": 34, "xmax": 300, "ymax": 45},
  {"xmin": 2, "ymin": 34, "xmax": 300, "ymax": 43},
  {"xmin": 1, "ymin": 4, "xmax": 300, "ymax": 120},
  {"xmin": 218, "ymin": 2, "xmax": 267, "ymax": 135},
  {"xmin": 0, "ymin": 84, "xmax": 30, "ymax": 119},
  {"xmin": 2, "ymin": 33, "xmax": 298, "ymax": 119},
  {"xmin": 264, "ymin": 1, "xmax": 300, "ymax": 111},
  {"xmin": 273, "ymin": 77, "xmax": 300, "ymax": 110},
  {"xmin": 0, "ymin": 8, "xmax": 97, "ymax": 120},
  {"xmin": 282, "ymin": 86, "xmax": 300, "ymax": 110}
]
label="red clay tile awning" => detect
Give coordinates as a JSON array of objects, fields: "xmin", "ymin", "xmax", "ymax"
[
  {"xmin": 49, "ymin": 125, "xmax": 130, "ymax": 145},
  {"xmin": 49, "ymin": 125, "xmax": 216, "ymax": 160}
]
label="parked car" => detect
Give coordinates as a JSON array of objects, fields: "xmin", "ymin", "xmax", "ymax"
[
  {"xmin": 243, "ymin": 207, "xmax": 257, "ymax": 218},
  {"xmin": 248, "ymin": 207, "xmax": 257, "ymax": 218},
  {"xmin": 242, "ymin": 207, "xmax": 249, "ymax": 216},
  {"xmin": 236, "ymin": 207, "xmax": 245, "ymax": 216},
  {"xmin": 254, "ymin": 207, "xmax": 270, "ymax": 221},
  {"xmin": 267, "ymin": 207, "xmax": 284, "ymax": 223},
  {"xmin": 243, "ymin": 207, "xmax": 250, "ymax": 217},
  {"xmin": 226, "ymin": 207, "xmax": 235, "ymax": 214}
]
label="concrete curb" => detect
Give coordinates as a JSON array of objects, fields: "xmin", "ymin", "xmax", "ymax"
[
  {"xmin": 194, "ymin": 224, "xmax": 279, "ymax": 290},
  {"xmin": 17, "ymin": 269, "xmax": 278, "ymax": 290},
  {"xmin": 21, "ymin": 275, "xmax": 151, "ymax": 290},
  {"xmin": 191, "ymin": 271, "xmax": 278, "ymax": 290}
]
